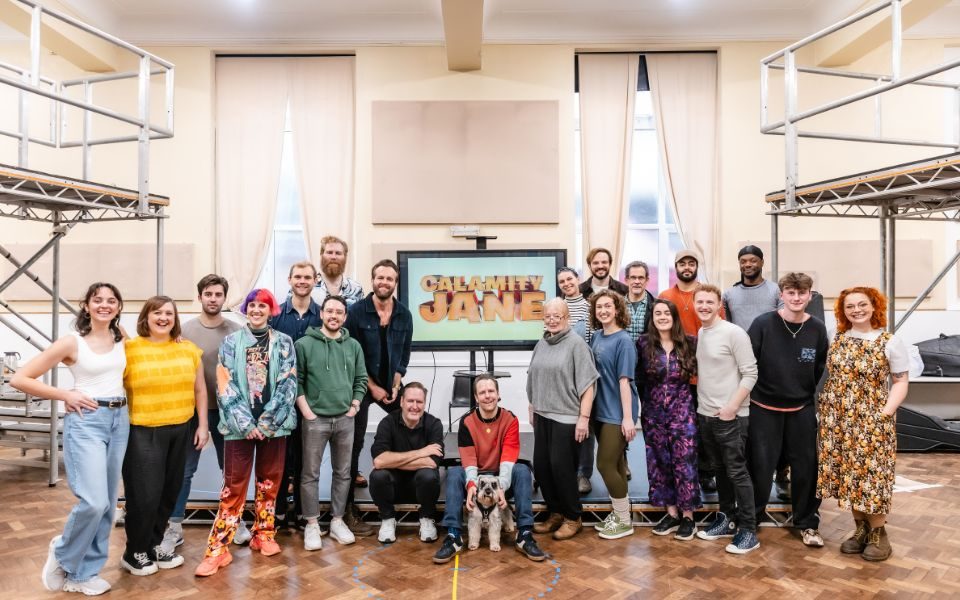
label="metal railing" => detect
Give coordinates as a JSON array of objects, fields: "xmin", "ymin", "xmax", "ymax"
[
  {"xmin": 0, "ymin": 0, "xmax": 175, "ymax": 214},
  {"xmin": 760, "ymin": 0, "xmax": 960, "ymax": 208}
]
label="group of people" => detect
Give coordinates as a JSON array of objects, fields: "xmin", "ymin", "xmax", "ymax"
[
  {"xmin": 531, "ymin": 245, "xmax": 908, "ymax": 561},
  {"xmin": 11, "ymin": 236, "xmax": 909, "ymax": 595}
]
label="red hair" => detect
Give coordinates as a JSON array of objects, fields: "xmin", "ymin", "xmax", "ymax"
[
  {"xmin": 834, "ymin": 286, "xmax": 887, "ymax": 333},
  {"xmin": 241, "ymin": 288, "xmax": 281, "ymax": 317}
]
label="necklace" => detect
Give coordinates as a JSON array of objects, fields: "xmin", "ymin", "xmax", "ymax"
[{"xmin": 780, "ymin": 315, "xmax": 805, "ymax": 339}]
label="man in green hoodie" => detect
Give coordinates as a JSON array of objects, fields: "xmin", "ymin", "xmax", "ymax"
[{"xmin": 295, "ymin": 295, "xmax": 368, "ymax": 551}]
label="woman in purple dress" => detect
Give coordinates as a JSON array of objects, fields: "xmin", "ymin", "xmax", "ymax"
[{"xmin": 636, "ymin": 298, "xmax": 701, "ymax": 541}]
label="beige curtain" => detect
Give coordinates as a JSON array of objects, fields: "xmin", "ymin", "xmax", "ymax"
[
  {"xmin": 577, "ymin": 54, "xmax": 638, "ymax": 269},
  {"xmin": 646, "ymin": 53, "xmax": 719, "ymax": 282},
  {"xmin": 215, "ymin": 58, "xmax": 291, "ymax": 306},
  {"xmin": 288, "ymin": 57, "xmax": 356, "ymax": 266}
]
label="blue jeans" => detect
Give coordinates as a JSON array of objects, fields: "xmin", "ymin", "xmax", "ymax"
[
  {"xmin": 56, "ymin": 402, "xmax": 129, "ymax": 582},
  {"xmin": 440, "ymin": 464, "xmax": 534, "ymax": 532},
  {"xmin": 170, "ymin": 410, "xmax": 224, "ymax": 522}
]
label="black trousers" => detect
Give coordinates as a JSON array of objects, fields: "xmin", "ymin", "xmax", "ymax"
[
  {"xmin": 533, "ymin": 414, "xmax": 582, "ymax": 520},
  {"xmin": 274, "ymin": 414, "xmax": 302, "ymax": 521},
  {"xmin": 122, "ymin": 422, "xmax": 191, "ymax": 554},
  {"xmin": 368, "ymin": 467, "xmax": 440, "ymax": 519},
  {"xmin": 698, "ymin": 415, "xmax": 756, "ymax": 531},
  {"xmin": 349, "ymin": 391, "xmax": 402, "ymax": 504},
  {"xmin": 748, "ymin": 403, "xmax": 821, "ymax": 529}
]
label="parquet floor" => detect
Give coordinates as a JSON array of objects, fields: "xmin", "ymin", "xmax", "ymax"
[{"xmin": 2, "ymin": 449, "xmax": 959, "ymax": 599}]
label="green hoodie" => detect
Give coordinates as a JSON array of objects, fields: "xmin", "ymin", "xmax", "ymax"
[{"xmin": 294, "ymin": 326, "xmax": 368, "ymax": 416}]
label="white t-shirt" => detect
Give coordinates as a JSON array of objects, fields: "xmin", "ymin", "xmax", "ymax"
[{"xmin": 842, "ymin": 329, "xmax": 911, "ymax": 373}]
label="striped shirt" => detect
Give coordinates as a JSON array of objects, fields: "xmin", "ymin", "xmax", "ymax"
[
  {"xmin": 124, "ymin": 337, "xmax": 202, "ymax": 427},
  {"xmin": 565, "ymin": 294, "xmax": 593, "ymax": 343}
]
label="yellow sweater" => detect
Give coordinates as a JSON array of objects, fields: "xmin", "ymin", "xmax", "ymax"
[{"xmin": 124, "ymin": 337, "xmax": 202, "ymax": 427}]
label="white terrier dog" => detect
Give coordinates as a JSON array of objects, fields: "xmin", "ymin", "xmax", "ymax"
[{"xmin": 467, "ymin": 474, "xmax": 515, "ymax": 551}]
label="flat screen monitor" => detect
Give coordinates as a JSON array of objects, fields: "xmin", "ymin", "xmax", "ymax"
[{"xmin": 397, "ymin": 249, "xmax": 567, "ymax": 351}]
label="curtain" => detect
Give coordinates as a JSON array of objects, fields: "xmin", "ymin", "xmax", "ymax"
[
  {"xmin": 646, "ymin": 53, "xmax": 719, "ymax": 282},
  {"xmin": 577, "ymin": 54, "xmax": 639, "ymax": 269},
  {"xmin": 215, "ymin": 58, "xmax": 291, "ymax": 306},
  {"xmin": 289, "ymin": 57, "xmax": 356, "ymax": 266}
]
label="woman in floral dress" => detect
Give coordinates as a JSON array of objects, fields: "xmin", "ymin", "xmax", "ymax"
[
  {"xmin": 817, "ymin": 286, "xmax": 909, "ymax": 562},
  {"xmin": 636, "ymin": 299, "xmax": 701, "ymax": 541}
]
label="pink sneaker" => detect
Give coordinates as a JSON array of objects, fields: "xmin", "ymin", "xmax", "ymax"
[{"xmin": 250, "ymin": 536, "xmax": 281, "ymax": 557}]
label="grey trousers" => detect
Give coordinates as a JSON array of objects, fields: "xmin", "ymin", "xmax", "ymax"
[{"xmin": 300, "ymin": 414, "xmax": 355, "ymax": 519}]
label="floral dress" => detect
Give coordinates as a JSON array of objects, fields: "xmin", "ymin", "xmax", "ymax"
[
  {"xmin": 636, "ymin": 336, "xmax": 702, "ymax": 511},
  {"xmin": 816, "ymin": 331, "xmax": 898, "ymax": 514}
]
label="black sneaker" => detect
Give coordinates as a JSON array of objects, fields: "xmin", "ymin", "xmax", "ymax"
[
  {"xmin": 515, "ymin": 530, "xmax": 546, "ymax": 562},
  {"xmin": 432, "ymin": 534, "xmax": 464, "ymax": 564},
  {"xmin": 675, "ymin": 517, "xmax": 696, "ymax": 541},
  {"xmin": 652, "ymin": 514, "xmax": 682, "ymax": 536},
  {"xmin": 120, "ymin": 551, "xmax": 159, "ymax": 576},
  {"xmin": 150, "ymin": 545, "xmax": 185, "ymax": 569},
  {"xmin": 696, "ymin": 512, "xmax": 736, "ymax": 540}
]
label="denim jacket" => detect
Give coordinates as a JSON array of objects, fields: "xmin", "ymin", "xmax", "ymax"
[
  {"xmin": 216, "ymin": 327, "xmax": 298, "ymax": 440},
  {"xmin": 344, "ymin": 293, "xmax": 413, "ymax": 388}
]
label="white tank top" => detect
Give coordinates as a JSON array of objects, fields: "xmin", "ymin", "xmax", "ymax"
[{"xmin": 67, "ymin": 332, "xmax": 126, "ymax": 398}]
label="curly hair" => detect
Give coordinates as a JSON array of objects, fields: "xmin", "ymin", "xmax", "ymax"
[
  {"xmin": 75, "ymin": 282, "xmax": 124, "ymax": 342},
  {"xmin": 590, "ymin": 289, "xmax": 630, "ymax": 331},
  {"xmin": 835, "ymin": 286, "xmax": 887, "ymax": 333},
  {"xmin": 642, "ymin": 299, "xmax": 697, "ymax": 381}
]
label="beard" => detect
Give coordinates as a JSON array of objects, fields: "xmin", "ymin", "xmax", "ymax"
[
  {"xmin": 677, "ymin": 269, "xmax": 698, "ymax": 283},
  {"xmin": 321, "ymin": 257, "xmax": 344, "ymax": 278},
  {"xmin": 591, "ymin": 268, "xmax": 609, "ymax": 280},
  {"xmin": 202, "ymin": 303, "xmax": 223, "ymax": 316},
  {"xmin": 374, "ymin": 284, "xmax": 395, "ymax": 300}
]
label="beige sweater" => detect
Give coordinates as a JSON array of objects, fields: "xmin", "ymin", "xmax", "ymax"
[{"xmin": 696, "ymin": 319, "xmax": 758, "ymax": 417}]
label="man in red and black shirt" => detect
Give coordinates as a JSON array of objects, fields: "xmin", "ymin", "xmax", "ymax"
[{"xmin": 432, "ymin": 375, "xmax": 544, "ymax": 564}]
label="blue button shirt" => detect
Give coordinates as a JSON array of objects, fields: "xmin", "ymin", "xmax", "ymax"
[{"xmin": 269, "ymin": 299, "xmax": 321, "ymax": 343}]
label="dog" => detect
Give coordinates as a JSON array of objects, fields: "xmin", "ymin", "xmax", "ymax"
[{"xmin": 467, "ymin": 474, "xmax": 515, "ymax": 552}]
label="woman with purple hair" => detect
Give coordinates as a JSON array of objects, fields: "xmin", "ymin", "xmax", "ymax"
[{"xmin": 195, "ymin": 289, "xmax": 298, "ymax": 577}]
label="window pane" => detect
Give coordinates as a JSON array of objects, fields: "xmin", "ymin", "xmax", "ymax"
[
  {"xmin": 272, "ymin": 229, "xmax": 309, "ymax": 297},
  {"xmin": 620, "ymin": 229, "xmax": 658, "ymax": 286},
  {"xmin": 275, "ymin": 133, "xmax": 303, "ymax": 227},
  {"xmin": 628, "ymin": 129, "xmax": 659, "ymax": 224},
  {"xmin": 573, "ymin": 128, "xmax": 583, "ymax": 270}
]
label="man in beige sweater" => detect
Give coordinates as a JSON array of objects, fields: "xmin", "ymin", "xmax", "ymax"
[{"xmin": 692, "ymin": 284, "xmax": 759, "ymax": 555}]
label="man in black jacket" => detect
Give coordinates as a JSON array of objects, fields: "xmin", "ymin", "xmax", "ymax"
[
  {"xmin": 343, "ymin": 258, "xmax": 414, "ymax": 536},
  {"xmin": 579, "ymin": 247, "xmax": 628, "ymax": 299}
]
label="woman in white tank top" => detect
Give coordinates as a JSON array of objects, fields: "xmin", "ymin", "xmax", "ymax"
[{"xmin": 11, "ymin": 282, "xmax": 128, "ymax": 596}]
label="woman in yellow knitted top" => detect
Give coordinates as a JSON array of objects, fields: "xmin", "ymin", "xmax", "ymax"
[{"xmin": 121, "ymin": 296, "xmax": 208, "ymax": 577}]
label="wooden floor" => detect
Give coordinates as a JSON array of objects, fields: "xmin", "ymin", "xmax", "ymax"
[{"xmin": 3, "ymin": 450, "xmax": 959, "ymax": 599}]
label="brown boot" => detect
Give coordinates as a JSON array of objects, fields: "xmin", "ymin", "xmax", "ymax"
[
  {"xmin": 553, "ymin": 518, "xmax": 582, "ymax": 541},
  {"xmin": 840, "ymin": 520, "xmax": 870, "ymax": 554},
  {"xmin": 533, "ymin": 513, "xmax": 563, "ymax": 534},
  {"xmin": 344, "ymin": 505, "xmax": 375, "ymax": 537},
  {"xmin": 862, "ymin": 526, "xmax": 892, "ymax": 561}
]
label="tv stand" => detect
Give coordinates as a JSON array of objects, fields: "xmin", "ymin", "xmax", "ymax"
[{"xmin": 447, "ymin": 348, "xmax": 512, "ymax": 431}]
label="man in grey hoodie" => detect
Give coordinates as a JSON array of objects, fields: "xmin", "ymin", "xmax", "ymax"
[{"xmin": 294, "ymin": 295, "xmax": 368, "ymax": 552}]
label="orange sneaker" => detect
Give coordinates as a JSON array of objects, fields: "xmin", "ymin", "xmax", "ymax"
[
  {"xmin": 250, "ymin": 536, "xmax": 281, "ymax": 557},
  {"xmin": 194, "ymin": 551, "xmax": 232, "ymax": 577}
]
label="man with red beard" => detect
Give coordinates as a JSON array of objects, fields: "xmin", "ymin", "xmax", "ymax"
[
  {"xmin": 343, "ymin": 259, "xmax": 413, "ymax": 536},
  {"xmin": 311, "ymin": 236, "xmax": 364, "ymax": 307}
]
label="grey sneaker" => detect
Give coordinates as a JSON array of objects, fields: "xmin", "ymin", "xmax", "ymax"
[
  {"xmin": 160, "ymin": 522, "xmax": 183, "ymax": 554},
  {"xmin": 41, "ymin": 536, "xmax": 66, "ymax": 591},
  {"xmin": 62, "ymin": 575, "xmax": 111, "ymax": 596},
  {"xmin": 597, "ymin": 514, "xmax": 634, "ymax": 540},
  {"xmin": 577, "ymin": 474, "xmax": 592, "ymax": 495},
  {"xmin": 232, "ymin": 520, "xmax": 252, "ymax": 545}
]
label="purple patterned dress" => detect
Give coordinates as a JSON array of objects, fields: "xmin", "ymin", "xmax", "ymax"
[{"xmin": 636, "ymin": 335, "xmax": 702, "ymax": 511}]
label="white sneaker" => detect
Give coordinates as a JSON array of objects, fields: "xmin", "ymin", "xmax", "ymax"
[
  {"xmin": 303, "ymin": 523, "xmax": 323, "ymax": 551},
  {"xmin": 233, "ymin": 520, "xmax": 252, "ymax": 545},
  {"xmin": 329, "ymin": 517, "xmax": 356, "ymax": 545},
  {"xmin": 42, "ymin": 536, "xmax": 66, "ymax": 591},
  {"xmin": 62, "ymin": 575, "xmax": 111, "ymax": 596},
  {"xmin": 378, "ymin": 518, "xmax": 397, "ymax": 543},
  {"xmin": 160, "ymin": 522, "xmax": 183, "ymax": 555},
  {"xmin": 419, "ymin": 518, "xmax": 438, "ymax": 543}
]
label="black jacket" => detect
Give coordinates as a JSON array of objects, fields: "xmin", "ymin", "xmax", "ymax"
[
  {"xmin": 344, "ymin": 293, "xmax": 413, "ymax": 388},
  {"xmin": 579, "ymin": 278, "xmax": 629, "ymax": 299}
]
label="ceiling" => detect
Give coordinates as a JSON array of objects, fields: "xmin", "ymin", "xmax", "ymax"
[{"xmin": 40, "ymin": 0, "xmax": 960, "ymax": 46}]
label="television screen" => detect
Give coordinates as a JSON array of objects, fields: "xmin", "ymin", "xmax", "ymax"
[{"xmin": 397, "ymin": 249, "xmax": 567, "ymax": 350}]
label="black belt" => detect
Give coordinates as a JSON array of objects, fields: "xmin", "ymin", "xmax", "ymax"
[{"xmin": 97, "ymin": 398, "xmax": 127, "ymax": 408}]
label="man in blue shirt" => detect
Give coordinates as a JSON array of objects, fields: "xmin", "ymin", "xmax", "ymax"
[{"xmin": 268, "ymin": 260, "xmax": 322, "ymax": 529}]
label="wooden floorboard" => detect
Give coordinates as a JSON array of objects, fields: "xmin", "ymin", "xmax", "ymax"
[{"xmin": 2, "ymin": 449, "xmax": 958, "ymax": 599}]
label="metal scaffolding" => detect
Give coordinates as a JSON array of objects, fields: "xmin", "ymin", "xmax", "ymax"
[
  {"xmin": 0, "ymin": 0, "xmax": 174, "ymax": 485},
  {"xmin": 760, "ymin": 0, "xmax": 960, "ymax": 333}
]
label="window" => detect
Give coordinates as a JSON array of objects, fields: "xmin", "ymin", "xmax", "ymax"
[
  {"xmin": 255, "ymin": 103, "xmax": 309, "ymax": 297},
  {"xmin": 574, "ymin": 56, "xmax": 684, "ymax": 294}
]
